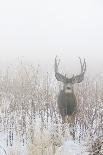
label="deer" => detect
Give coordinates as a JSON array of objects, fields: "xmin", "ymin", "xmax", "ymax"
[{"xmin": 55, "ymin": 56, "xmax": 86, "ymax": 139}]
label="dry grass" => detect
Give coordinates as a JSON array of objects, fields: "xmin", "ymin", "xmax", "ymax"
[
  {"xmin": 27, "ymin": 128, "xmax": 61, "ymax": 155},
  {"xmin": 0, "ymin": 63, "xmax": 102, "ymax": 155}
]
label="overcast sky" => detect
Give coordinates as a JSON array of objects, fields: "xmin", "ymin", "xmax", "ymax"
[{"xmin": 0, "ymin": 0, "xmax": 103, "ymax": 75}]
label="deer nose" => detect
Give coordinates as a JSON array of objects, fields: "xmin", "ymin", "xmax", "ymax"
[{"xmin": 67, "ymin": 87, "xmax": 71, "ymax": 90}]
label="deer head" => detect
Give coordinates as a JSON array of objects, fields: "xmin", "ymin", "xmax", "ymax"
[{"xmin": 55, "ymin": 56, "xmax": 86, "ymax": 94}]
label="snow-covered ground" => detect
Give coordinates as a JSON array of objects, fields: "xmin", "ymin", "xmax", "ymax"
[
  {"xmin": 56, "ymin": 139, "xmax": 88, "ymax": 155},
  {"xmin": 0, "ymin": 74, "xmax": 102, "ymax": 155},
  {"xmin": 0, "ymin": 137, "xmax": 88, "ymax": 155},
  {"xmin": 0, "ymin": 120, "xmax": 89, "ymax": 155}
]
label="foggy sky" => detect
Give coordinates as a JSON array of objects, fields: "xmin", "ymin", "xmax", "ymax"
[{"xmin": 0, "ymin": 0, "xmax": 103, "ymax": 75}]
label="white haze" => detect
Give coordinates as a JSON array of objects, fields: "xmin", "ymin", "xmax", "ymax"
[{"xmin": 0, "ymin": 0, "xmax": 103, "ymax": 75}]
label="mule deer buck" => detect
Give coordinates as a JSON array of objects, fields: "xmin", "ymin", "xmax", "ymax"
[{"xmin": 55, "ymin": 56, "xmax": 86, "ymax": 138}]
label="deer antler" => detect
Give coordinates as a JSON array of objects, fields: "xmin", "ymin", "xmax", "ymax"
[
  {"xmin": 55, "ymin": 56, "xmax": 68, "ymax": 83},
  {"xmin": 55, "ymin": 56, "xmax": 86, "ymax": 84},
  {"xmin": 71, "ymin": 57, "xmax": 86, "ymax": 83}
]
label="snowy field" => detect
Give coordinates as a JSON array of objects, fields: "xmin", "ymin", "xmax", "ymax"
[
  {"xmin": 0, "ymin": 117, "xmax": 89, "ymax": 155},
  {"xmin": 0, "ymin": 65, "xmax": 102, "ymax": 155}
]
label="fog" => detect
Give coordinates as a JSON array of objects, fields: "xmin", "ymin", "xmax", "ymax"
[{"xmin": 0, "ymin": 0, "xmax": 103, "ymax": 75}]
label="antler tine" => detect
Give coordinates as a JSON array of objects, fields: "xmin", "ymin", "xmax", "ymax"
[
  {"xmin": 82, "ymin": 58, "xmax": 86, "ymax": 73},
  {"xmin": 55, "ymin": 56, "xmax": 60, "ymax": 72},
  {"xmin": 84, "ymin": 59, "xmax": 86, "ymax": 72},
  {"xmin": 79, "ymin": 57, "xmax": 83, "ymax": 73}
]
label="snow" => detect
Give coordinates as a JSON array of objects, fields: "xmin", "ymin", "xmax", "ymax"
[{"xmin": 56, "ymin": 138, "xmax": 88, "ymax": 155}]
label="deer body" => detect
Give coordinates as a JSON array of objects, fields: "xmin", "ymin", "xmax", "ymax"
[{"xmin": 58, "ymin": 89, "xmax": 77, "ymax": 118}]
